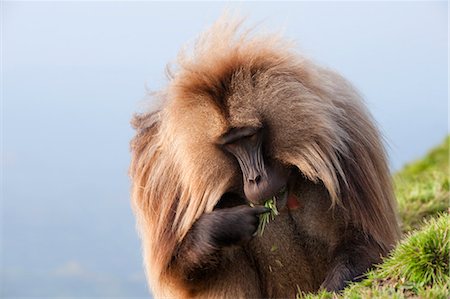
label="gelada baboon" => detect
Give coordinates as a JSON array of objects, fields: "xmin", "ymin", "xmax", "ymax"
[{"xmin": 130, "ymin": 16, "xmax": 399, "ymax": 298}]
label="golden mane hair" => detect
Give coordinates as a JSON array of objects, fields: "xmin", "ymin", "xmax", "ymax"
[{"xmin": 130, "ymin": 16, "xmax": 399, "ymax": 296}]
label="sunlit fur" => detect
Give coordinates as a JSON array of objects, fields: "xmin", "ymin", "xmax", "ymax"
[{"xmin": 130, "ymin": 16, "xmax": 399, "ymax": 298}]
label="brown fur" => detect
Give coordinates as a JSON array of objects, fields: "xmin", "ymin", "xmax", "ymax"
[{"xmin": 130, "ymin": 16, "xmax": 400, "ymax": 298}]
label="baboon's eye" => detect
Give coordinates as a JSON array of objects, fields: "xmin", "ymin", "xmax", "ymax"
[{"xmin": 248, "ymin": 133, "xmax": 258, "ymax": 143}]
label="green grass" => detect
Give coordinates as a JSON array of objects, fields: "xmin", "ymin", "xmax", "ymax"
[
  {"xmin": 256, "ymin": 197, "xmax": 280, "ymax": 236},
  {"xmin": 395, "ymin": 136, "xmax": 449, "ymax": 232},
  {"xmin": 340, "ymin": 214, "xmax": 449, "ymax": 299},
  {"xmin": 297, "ymin": 136, "xmax": 450, "ymax": 299}
]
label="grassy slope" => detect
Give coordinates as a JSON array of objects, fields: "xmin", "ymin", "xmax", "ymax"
[
  {"xmin": 299, "ymin": 136, "xmax": 450, "ymax": 299},
  {"xmin": 395, "ymin": 136, "xmax": 449, "ymax": 232}
]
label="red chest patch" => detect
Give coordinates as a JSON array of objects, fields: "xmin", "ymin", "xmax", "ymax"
[{"xmin": 287, "ymin": 194, "xmax": 300, "ymax": 210}]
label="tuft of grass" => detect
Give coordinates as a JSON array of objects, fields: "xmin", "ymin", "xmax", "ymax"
[
  {"xmin": 257, "ymin": 197, "xmax": 279, "ymax": 236},
  {"xmin": 374, "ymin": 214, "xmax": 449, "ymax": 287}
]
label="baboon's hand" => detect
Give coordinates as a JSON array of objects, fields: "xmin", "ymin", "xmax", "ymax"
[
  {"xmin": 195, "ymin": 205, "xmax": 269, "ymax": 247},
  {"xmin": 172, "ymin": 205, "xmax": 268, "ymax": 283}
]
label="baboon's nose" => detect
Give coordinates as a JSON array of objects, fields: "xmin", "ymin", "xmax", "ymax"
[{"xmin": 248, "ymin": 174, "xmax": 262, "ymax": 185}]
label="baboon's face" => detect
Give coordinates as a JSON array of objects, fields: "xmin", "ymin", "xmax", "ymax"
[{"xmin": 218, "ymin": 125, "xmax": 291, "ymax": 207}]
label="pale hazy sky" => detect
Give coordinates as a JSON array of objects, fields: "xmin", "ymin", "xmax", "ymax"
[{"xmin": 2, "ymin": 1, "xmax": 448, "ymax": 297}]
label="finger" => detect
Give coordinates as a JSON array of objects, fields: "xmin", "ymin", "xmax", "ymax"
[{"xmin": 251, "ymin": 206, "xmax": 271, "ymax": 215}]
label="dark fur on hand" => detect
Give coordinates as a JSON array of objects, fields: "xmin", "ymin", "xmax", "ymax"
[{"xmin": 171, "ymin": 206, "xmax": 267, "ymax": 285}]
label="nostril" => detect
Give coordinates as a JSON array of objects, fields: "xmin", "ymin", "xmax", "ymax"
[{"xmin": 248, "ymin": 174, "xmax": 262, "ymax": 185}]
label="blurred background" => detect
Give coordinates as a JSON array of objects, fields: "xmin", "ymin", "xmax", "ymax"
[{"xmin": 1, "ymin": 1, "xmax": 447, "ymax": 298}]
